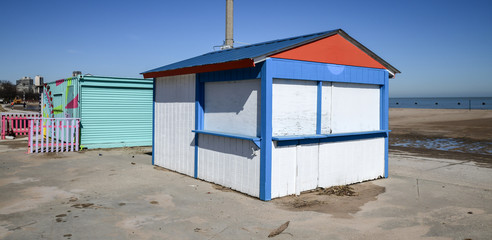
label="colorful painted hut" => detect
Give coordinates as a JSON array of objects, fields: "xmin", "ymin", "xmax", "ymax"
[
  {"xmin": 143, "ymin": 29, "xmax": 400, "ymax": 200},
  {"xmin": 42, "ymin": 75, "xmax": 153, "ymax": 149}
]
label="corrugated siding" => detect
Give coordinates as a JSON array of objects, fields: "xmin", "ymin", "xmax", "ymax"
[
  {"xmin": 80, "ymin": 86, "xmax": 152, "ymax": 148},
  {"xmin": 271, "ymin": 138, "xmax": 385, "ymax": 199},
  {"xmin": 296, "ymin": 143, "xmax": 319, "ymax": 193},
  {"xmin": 154, "ymin": 74, "xmax": 196, "ymax": 176},
  {"xmin": 198, "ymin": 134, "xmax": 260, "ymax": 197},
  {"xmin": 271, "ymin": 142, "xmax": 296, "ymax": 198}
]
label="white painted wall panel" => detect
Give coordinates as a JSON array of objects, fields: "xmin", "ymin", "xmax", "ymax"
[
  {"xmin": 321, "ymin": 82, "xmax": 332, "ymax": 134},
  {"xmin": 272, "ymin": 79, "xmax": 317, "ymax": 136},
  {"xmin": 204, "ymin": 79, "xmax": 260, "ymax": 137},
  {"xmin": 331, "ymin": 83, "xmax": 380, "ymax": 133},
  {"xmin": 198, "ymin": 134, "xmax": 260, "ymax": 197},
  {"xmin": 271, "ymin": 142, "xmax": 297, "ymax": 198},
  {"xmin": 271, "ymin": 137, "xmax": 385, "ymax": 199},
  {"xmin": 318, "ymin": 138, "xmax": 385, "ymax": 187},
  {"xmin": 296, "ymin": 143, "xmax": 319, "ymax": 193},
  {"xmin": 154, "ymin": 74, "xmax": 196, "ymax": 177}
]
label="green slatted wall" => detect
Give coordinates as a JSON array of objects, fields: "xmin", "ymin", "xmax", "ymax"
[{"xmin": 79, "ymin": 77, "xmax": 153, "ymax": 149}]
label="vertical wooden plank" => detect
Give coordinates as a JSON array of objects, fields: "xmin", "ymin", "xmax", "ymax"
[
  {"xmin": 21, "ymin": 117, "xmax": 24, "ymax": 135},
  {"xmin": 45, "ymin": 119, "xmax": 49, "ymax": 153},
  {"xmin": 31, "ymin": 119, "xmax": 34, "ymax": 153},
  {"xmin": 19, "ymin": 117, "xmax": 22, "ymax": 135},
  {"xmin": 56, "ymin": 120, "xmax": 59, "ymax": 153},
  {"xmin": 59, "ymin": 120, "xmax": 62, "ymax": 152},
  {"xmin": 51, "ymin": 119, "xmax": 54, "ymax": 152},
  {"xmin": 233, "ymin": 138, "xmax": 240, "ymax": 190},
  {"xmin": 56, "ymin": 120, "xmax": 60, "ymax": 152},
  {"xmin": 72, "ymin": 119, "xmax": 76, "ymax": 152},
  {"xmin": 295, "ymin": 145, "xmax": 300, "ymax": 196},
  {"xmin": 38, "ymin": 119, "xmax": 42, "ymax": 153},
  {"xmin": 64, "ymin": 120, "xmax": 68, "ymax": 152},
  {"xmin": 62, "ymin": 120, "xmax": 66, "ymax": 152},
  {"xmin": 75, "ymin": 119, "xmax": 79, "ymax": 151},
  {"xmin": 67, "ymin": 120, "xmax": 70, "ymax": 152},
  {"xmin": 42, "ymin": 119, "xmax": 46, "ymax": 152},
  {"xmin": 13, "ymin": 117, "xmax": 17, "ymax": 136},
  {"xmin": 1, "ymin": 114, "xmax": 5, "ymax": 139},
  {"xmin": 28, "ymin": 120, "xmax": 32, "ymax": 153},
  {"xmin": 64, "ymin": 119, "xmax": 67, "ymax": 152},
  {"xmin": 40, "ymin": 119, "xmax": 44, "ymax": 153},
  {"xmin": 70, "ymin": 119, "xmax": 73, "ymax": 152},
  {"xmin": 220, "ymin": 136, "xmax": 226, "ymax": 186},
  {"xmin": 35, "ymin": 120, "xmax": 39, "ymax": 153},
  {"xmin": 223, "ymin": 137, "xmax": 229, "ymax": 187}
]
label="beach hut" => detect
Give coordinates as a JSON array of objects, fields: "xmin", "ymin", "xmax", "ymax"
[
  {"xmin": 143, "ymin": 29, "xmax": 400, "ymax": 200},
  {"xmin": 42, "ymin": 75, "xmax": 153, "ymax": 149}
]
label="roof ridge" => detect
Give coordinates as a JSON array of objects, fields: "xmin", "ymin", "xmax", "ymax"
[
  {"xmin": 142, "ymin": 28, "xmax": 402, "ymax": 77},
  {"xmin": 205, "ymin": 29, "xmax": 339, "ymax": 56}
]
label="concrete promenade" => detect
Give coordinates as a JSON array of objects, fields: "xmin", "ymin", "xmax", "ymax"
[{"xmin": 0, "ymin": 138, "xmax": 490, "ymax": 240}]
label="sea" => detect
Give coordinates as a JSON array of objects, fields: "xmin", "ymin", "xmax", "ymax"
[{"xmin": 389, "ymin": 97, "xmax": 492, "ymax": 110}]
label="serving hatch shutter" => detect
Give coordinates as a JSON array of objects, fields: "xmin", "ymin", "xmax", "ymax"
[{"xmin": 80, "ymin": 85, "xmax": 152, "ymax": 149}]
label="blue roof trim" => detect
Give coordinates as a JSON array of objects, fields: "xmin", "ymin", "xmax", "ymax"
[{"xmin": 142, "ymin": 29, "xmax": 339, "ymax": 74}]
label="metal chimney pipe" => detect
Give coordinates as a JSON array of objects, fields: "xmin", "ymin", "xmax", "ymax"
[{"xmin": 225, "ymin": 0, "xmax": 233, "ymax": 48}]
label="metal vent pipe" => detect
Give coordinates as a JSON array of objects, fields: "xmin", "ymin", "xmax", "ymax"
[{"xmin": 225, "ymin": 0, "xmax": 233, "ymax": 48}]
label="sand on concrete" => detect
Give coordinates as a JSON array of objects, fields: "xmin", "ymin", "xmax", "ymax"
[
  {"xmin": 0, "ymin": 108, "xmax": 490, "ymax": 239},
  {"xmin": 389, "ymin": 108, "xmax": 492, "ymax": 166},
  {"xmin": 1, "ymin": 138, "xmax": 491, "ymax": 239},
  {"xmin": 389, "ymin": 108, "xmax": 492, "ymax": 141}
]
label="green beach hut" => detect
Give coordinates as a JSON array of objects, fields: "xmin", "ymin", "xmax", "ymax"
[{"xmin": 42, "ymin": 75, "xmax": 153, "ymax": 149}]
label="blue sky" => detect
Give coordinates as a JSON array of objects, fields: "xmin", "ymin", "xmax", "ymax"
[{"xmin": 1, "ymin": 0, "xmax": 491, "ymax": 97}]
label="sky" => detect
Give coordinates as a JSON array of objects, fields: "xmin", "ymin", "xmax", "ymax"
[{"xmin": 1, "ymin": 0, "xmax": 491, "ymax": 97}]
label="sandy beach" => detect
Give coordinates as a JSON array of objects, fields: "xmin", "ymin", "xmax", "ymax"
[{"xmin": 389, "ymin": 108, "xmax": 492, "ymax": 166}]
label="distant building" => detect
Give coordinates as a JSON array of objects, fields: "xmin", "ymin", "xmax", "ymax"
[
  {"xmin": 16, "ymin": 76, "xmax": 34, "ymax": 94},
  {"xmin": 14, "ymin": 76, "xmax": 44, "ymax": 95},
  {"xmin": 34, "ymin": 75, "xmax": 44, "ymax": 94}
]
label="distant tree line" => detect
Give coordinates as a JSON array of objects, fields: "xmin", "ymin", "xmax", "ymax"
[{"xmin": 0, "ymin": 81, "xmax": 40, "ymax": 102}]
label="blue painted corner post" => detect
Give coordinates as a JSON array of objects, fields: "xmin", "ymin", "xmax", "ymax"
[
  {"xmin": 194, "ymin": 75, "xmax": 205, "ymax": 178},
  {"xmin": 381, "ymin": 71, "xmax": 390, "ymax": 178},
  {"xmin": 152, "ymin": 78, "xmax": 156, "ymax": 165},
  {"xmin": 260, "ymin": 59, "xmax": 273, "ymax": 201}
]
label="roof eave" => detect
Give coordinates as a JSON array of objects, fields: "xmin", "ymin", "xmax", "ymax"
[{"xmin": 142, "ymin": 58, "xmax": 255, "ymax": 79}]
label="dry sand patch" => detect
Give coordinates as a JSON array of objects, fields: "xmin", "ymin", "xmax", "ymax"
[{"xmin": 273, "ymin": 182, "xmax": 385, "ymax": 218}]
